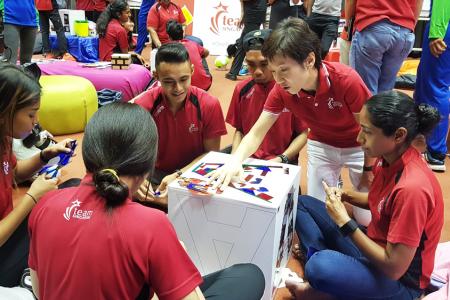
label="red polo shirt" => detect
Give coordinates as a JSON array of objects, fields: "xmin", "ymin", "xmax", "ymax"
[
  {"xmin": 28, "ymin": 175, "xmax": 203, "ymax": 300},
  {"xmin": 264, "ymin": 61, "xmax": 371, "ymax": 148},
  {"xmin": 355, "ymin": 0, "xmax": 418, "ymax": 32},
  {"xmin": 99, "ymin": 18, "xmax": 129, "ymax": 61},
  {"xmin": 76, "ymin": 0, "xmax": 94, "ymax": 11},
  {"xmin": 181, "ymin": 39, "xmax": 212, "ymax": 91},
  {"xmin": 0, "ymin": 150, "xmax": 16, "ymax": 220},
  {"xmin": 227, "ymin": 78, "xmax": 307, "ymax": 160},
  {"xmin": 367, "ymin": 147, "xmax": 444, "ymax": 290},
  {"xmin": 147, "ymin": 2, "xmax": 186, "ymax": 45},
  {"xmin": 93, "ymin": 0, "xmax": 108, "ymax": 12},
  {"xmin": 135, "ymin": 86, "xmax": 227, "ymax": 173}
]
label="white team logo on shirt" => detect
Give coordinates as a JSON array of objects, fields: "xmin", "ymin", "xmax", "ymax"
[
  {"xmin": 189, "ymin": 123, "xmax": 199, "ymax": 133},
  {"xmin": 3, "ymin": 161, "xmax": 9, "ymax": 175},
  {"xmin": 154, "ymin": 105, "xmax": 165, "ymax": 117},
  {"xmin": 63, "ymin": 200, "xmax": 93, "ymax": 221},
  {"xmin": 327, "ymin": 98, "xmax": 343, "ymax": 110}
]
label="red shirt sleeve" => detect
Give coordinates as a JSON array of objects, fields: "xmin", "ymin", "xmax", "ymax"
[
  {"xmin": 226, "ymin": 85, "xmax": 242, "ymax": 131},
  {"xmin": 147, "ymin": 5, "xmax": 159, "ymax": 29},
  {"xmin": 148, "ymin": 213, "xmax": 203, "ymax": 300},
  {"xmin": 342, "ymin": 68, "xmax": 371, "ymax": 113},
  {"xmin": 202, "ymin": 97, "xmax": 227, "ymax": 140},
  {"xmin": 387, "ymin": 187, "xmax": 431, "ymax": 247},
  {"xmin": 177, "ymin": 6, "xmax": 186, "ymax": 24},
  {"xmin": 264, "ymin": 84, "xmax": 286, "ymax": 115},
  {"xmin": 135, "ymin": 89, "xmax": 158, "ymax": 111},
  {"xmin": 195, "ymin": 43, "xmax": 205, "ymax": 57},
  {"xmin": 292, "ymin": 116, "xmax": 308, "ymax": 134}
]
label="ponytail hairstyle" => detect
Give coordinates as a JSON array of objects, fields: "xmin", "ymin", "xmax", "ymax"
[
  {"xmin": 0, "ymin": 63, "xmax": 41, "ymax": 156},
  {"xmin": 96, "ymin": 0, "xmax": 129, "ymax": 38},
  {"xmin": 82, "ymin": 102, "xmax": 158, "ymax": 209},
  {"xmin": 166, "ymin": 19, "xmax": 184, "ymax": 41},
  {"xmin": 365, "ymin": 91, "xmax": 440, "ymax": 144}
]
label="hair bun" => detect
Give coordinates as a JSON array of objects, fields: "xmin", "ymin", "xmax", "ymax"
[
  {"xmin": 93, "ymin": 169, "xmax": 129, "ymax": 208},
  {"xmin": 416, "ymin": 104, "xmax": 440, "ymax": 136}
]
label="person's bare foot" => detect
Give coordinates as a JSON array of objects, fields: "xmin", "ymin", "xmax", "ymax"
[{"xmin": 286, "ymin": 280, "xmax": 335, "ymax": 300}]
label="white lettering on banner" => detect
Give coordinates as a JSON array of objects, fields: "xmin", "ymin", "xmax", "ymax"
[{"xmin": 193, "ymin": 0, "xmax": 244, "ymax": 55}]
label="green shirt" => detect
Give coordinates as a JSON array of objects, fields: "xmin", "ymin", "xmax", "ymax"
[{"xmin": 429, "ymin": 0, "xmax": 450, "ymax": 39}]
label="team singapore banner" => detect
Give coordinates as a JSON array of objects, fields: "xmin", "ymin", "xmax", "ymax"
[{"xmin": 192, "ymin": 0, "xmax": 243, "ymax": 55}]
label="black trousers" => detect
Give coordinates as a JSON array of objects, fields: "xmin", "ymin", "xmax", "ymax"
[
  {"xmin": 306, "ymin": 12, "xmax": 339, "ymax": 58},
  {"xmin": 39, "ymin": 9, "xmax": 67, "ymax": 55},
  {"xmin": 228, "ymin": 22, "xmax": 263, "ymax": 76},
  {"xmin": 269, "ymin": 0, "xmax": 306, "ymax": 29},
  {"xmin": 0, "ymin": 217, "xmax": 29, "ymax": 287},
  {"xmin": 137, "ymin": 263, "xmax": 265, "ymax": 300}
]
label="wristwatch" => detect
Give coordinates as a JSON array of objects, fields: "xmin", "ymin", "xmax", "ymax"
[
  {"xmin": 363, "ymin": 165, "xmax": 373, "ymax": 172},
  {"xmin": 278, "ymin": 154, "xmax": 289, "ymax": 164},
  {"xmin": 339, "ymin": 219, "xmax": 359, "ymax": 237}
]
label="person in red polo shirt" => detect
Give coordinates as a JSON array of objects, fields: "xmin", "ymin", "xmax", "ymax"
[
  {"xmin": 147, "ymin": 0, "xmax": 186, "ymax": 48},
  {"xmin": 0, "ymin": 64, "xmax": 74, "ymax": 287},
  {"xmin": 97, "ymin": 0, "xmax": 131, "ymax": 61},
  {"xmin": 227, "ymin": 29, "xmax": 308, "ymax": 163},
  {"xmin": 166, "ymin": 20, "xmax": 212, "ymax": 91},
  {"xmin": 28, "ymin": 103, "xmax": 265, "ymax": 300},
  {"xmin": 93, "ymin": 0, "xmax": 109, "ymax": 20},
  {"xmin": 346, "ymin": 0, "xmax": 420, "ymax": 94},
  {"xmin": 288, "ymin": 91, "xmax": 443, "ymax": 300},
  {"xmin": 133, "ymin": 43, "xmax": 227, "ymax": 207},
  {"xmin": 209, "ymin": 19, "xmax": 373, "ymax": 225},
  {"xmin": 76, "ymin": 0, "xmax": 95, "ymax": 22}
]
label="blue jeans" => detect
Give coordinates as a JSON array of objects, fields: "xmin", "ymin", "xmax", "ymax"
[
  {"xmin": 414, "ymin": 21, "xmax": 450, "ymax": 156},
  {"xmin": 350, "ymin": 19, "xmax": 415, "ymax": 95},
  {"xmin": 295, "ymin": 195, "xmax": 422, "ymax": 300},
  {"xmin": 135, "ymin": 0, "xmax": 155, "ymax": 54}
]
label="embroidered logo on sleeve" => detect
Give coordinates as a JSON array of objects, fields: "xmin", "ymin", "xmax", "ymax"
[
  {"xmin": 64, "ymin": 200, "xmax": 93, "ymax": 221},
  {"xmin": 189, "ymin": 123, "xmax": 199, "ymax": 133},
  {"xmin": 3, "ymin": 161, "xmax": 9, "ymax": 175},
  {"xmin": 327, "ymin": 98, "xmax": 343, "ymax": 110}
]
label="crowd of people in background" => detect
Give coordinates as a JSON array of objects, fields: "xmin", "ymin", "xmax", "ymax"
[{"xmin": 0, "ymin": 0, "xmax": 449, "ymax": 299}]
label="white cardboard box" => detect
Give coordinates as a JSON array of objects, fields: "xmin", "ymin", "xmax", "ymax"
[
  {"xmin": 50, "ymin": 9, "xmax": 85, "ymax": 35},
  {"xmin": 168, "ymin": 151, "xmax": 300, "ymax": 300}
]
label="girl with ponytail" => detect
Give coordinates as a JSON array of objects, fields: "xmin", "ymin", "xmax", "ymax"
[
  {"xmin": 27, "ymin": 102, "xmax": 265, "ymax": 300},
  {"xmin": 97, "ymin": 0, "xmax": 132, "ymax": 61},
  {"xmin": 288, "ymin": 91, "xmax": 444, "ymax": 300}
]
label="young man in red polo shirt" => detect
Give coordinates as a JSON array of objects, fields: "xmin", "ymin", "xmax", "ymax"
[
  {"xmin": 227, "ymin": 29, "xmax": 308, "ymax": 163},
  {"xmin": 147, "ymin": 0, "xmax": 186, "ymax": 48},
  {"xmin": 133, "ymin": 42, "xmax": 227, "ymax": 206},
  {"xmin": 209, "ymin": 18, "xmax": 373, "ymax": 225},
  {"xmin": 346, "ymin": 0, "xmax": 421, "ymax": 94}
]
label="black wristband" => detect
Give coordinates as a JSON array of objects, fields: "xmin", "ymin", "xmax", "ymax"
[
  {"xmin": 278, "ymin": 154, "xmax": 289, "ymax": 164},
  {"xmin": 39, "ymin": 150, "xmax": 50, "ymax": 163},
  {"xmin": 339, "ymin": 219, "xmax": 359, "ymax": 237},
  {"xmin": 363, "ymin": 165, "xmax": 373, "ymax": 172},
  {"xmin": 26, "ymin": 192, "xmax": 37, "ymax": 204}
]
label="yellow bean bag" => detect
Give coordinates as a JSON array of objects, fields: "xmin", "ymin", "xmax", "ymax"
[{"xmin": 39, "ymin": 75, "xmax": 98, "ymax": 135}]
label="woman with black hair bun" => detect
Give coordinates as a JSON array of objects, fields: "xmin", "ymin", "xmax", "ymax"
[
  {"xmin": 97, "ymin": 0, "xmax": 132, "ymax": 61},
  {"xmin": 28, "ymin": 102, "xmax": 265, "ymax": 300},
  {"xmin": 287, "ymin": 90, "xmax": 444, "ymax": 300}
]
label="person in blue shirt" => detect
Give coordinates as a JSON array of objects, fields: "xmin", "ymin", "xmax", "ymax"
[
  {"xmin": 135, "ymin": 0, "xmax": 156, "ymax": 54},
  {"xmin": 0, "ymin": 0, "xmax": 39, "ymax": 64}
]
